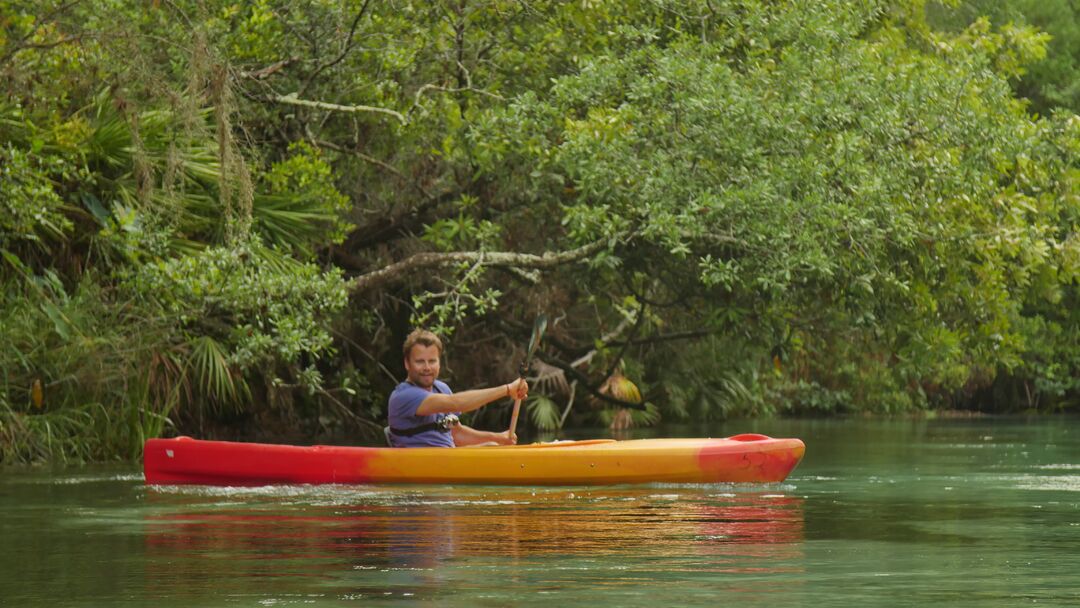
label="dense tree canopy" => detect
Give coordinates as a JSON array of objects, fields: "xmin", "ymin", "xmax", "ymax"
[
  {"xmin": 929, "ymin": 0, "xmax": 1080, "ymax": 116},
  {"xmin": 1, "ymin": 0, "xmax": 1077, "ymax": 462}
]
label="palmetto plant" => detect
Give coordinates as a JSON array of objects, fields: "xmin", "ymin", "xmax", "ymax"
[
  {"xmin": 186, "ymin": 335, "xmax": 250, "ymax": 412},
  {"xmin": 66, "ymin": 91, "xmax": 348, "ymax": 257},
  {"xmin": 1, "ymin": 86, "xmax": 351, "ymax": 460}
]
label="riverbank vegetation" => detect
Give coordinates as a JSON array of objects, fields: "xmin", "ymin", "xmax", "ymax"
[{"xmin": 2, "ymin": 0, "xmax": 1078, "ymax": 463}]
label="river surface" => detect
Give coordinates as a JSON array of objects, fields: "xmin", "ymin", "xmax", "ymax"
[{"xmin": 2, "ymin": 417, "xmax": 1078, "ymax": 607}]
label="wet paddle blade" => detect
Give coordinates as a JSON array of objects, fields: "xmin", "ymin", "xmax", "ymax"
[
  {"xmin": 526, "ymin": 314, "xmax": 548, "ymax": 360},
  {"xmin": 520, "ymin": 315, "xmax": 548, "ymax": 377}
]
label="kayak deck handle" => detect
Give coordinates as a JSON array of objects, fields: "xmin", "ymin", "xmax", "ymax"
[{"xmin": 726, "ymin": 433, "xmax": 772, "ymax": 442}]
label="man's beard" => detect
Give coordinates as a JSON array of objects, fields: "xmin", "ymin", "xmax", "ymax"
[{"xmin": 409, "ymin": 374, "xmax": 435, "ymax": 389}]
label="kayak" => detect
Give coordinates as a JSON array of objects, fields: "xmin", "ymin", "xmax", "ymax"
[{"xmin": 143, "ymin": 434, "xmax": 805, "ymax": 486}]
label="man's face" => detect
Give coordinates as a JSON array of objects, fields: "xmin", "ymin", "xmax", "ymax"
[{"xmin": 404, "ymin": 343, "xmax": 441, "ymax": 389}]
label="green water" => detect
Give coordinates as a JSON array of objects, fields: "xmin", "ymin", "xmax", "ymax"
[{"xmin": 2, "ymin": 417, "xmax": 1078, "ymax": 607}]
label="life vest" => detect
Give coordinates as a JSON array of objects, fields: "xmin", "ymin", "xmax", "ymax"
[
  {"xmin": 389, "ymin": 413, "xmax": 460, "ymax": 436},
  {"xmin": 388, "ymin": 382, "xmax": 460, "ymax": 438}
]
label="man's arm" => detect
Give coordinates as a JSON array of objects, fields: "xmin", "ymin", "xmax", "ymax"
[
  {"xmin": 415, "ymin": 378, "xmax": 527, "ymax": 416},
  {"xmin": 452, "ymin": 424, "xmax": 516, "ymax": 447}
]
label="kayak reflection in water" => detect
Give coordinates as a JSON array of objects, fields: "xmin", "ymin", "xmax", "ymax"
[{"xmin": 387, "ymin": 329, "xmax": 528, "ymax": 448}]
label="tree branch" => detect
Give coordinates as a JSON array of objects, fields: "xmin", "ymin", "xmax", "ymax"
[
  {"xmin": 0, "ymin": 0, "xmax": 86, "ymax": 66},
  {"xmin": 298, "ymin": 0, "xmax": 372, "ymax": 95},
  {"xmin": 241, "ymin": 57, "xmax": 299, "ymax": 80},
  {"xmin": 309, "ymin": 137, "xmax": 431, "ymax": 198},
  {"xmin": 274, "ymin": 93, "xmax": 406, "ymax": 124},
  {"xmin": 334, "ymin": 183, "xmax": 475, "ymax": 260},
  {"xmin": 351, "ymin": 239, "xmax": 611, "ymax": 293},
  {"xmin": 410, "ymin": 61, "xmax": 505, "ymax": 115},
  {"xmin": 603, "ymin": 301, "xmax": 646, "ymax": 380}
]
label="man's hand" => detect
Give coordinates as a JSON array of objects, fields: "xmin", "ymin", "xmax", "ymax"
[{"xmin": 507, "ymin": 378, "xmax": 529, "ymax": 401}]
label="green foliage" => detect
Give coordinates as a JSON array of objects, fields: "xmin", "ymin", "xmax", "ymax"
[
  {"xmin": 929, "ymin": 1, "xmax": 1080, "ymax": 114},
  {"xmin": 2, "ymin": 0, "xmax": 1079, "ymax": 461},
  {"xmin": 661, "ymin": 338, "xmax": 772, "ymax": 419},
  {"xmin": 0, "ymin": 145, "xmax": 72, "ymax": 247},
  {"xmin": 188, "ymin": 336, "xmax": 248, "ymax": 411},
  {"xmin": 410, "ymin": 261, "xmax": 502, "ymax": 338},
  {"xmin": 526, "ymin": 395, "xmax": 562, "ymax": 432},
  {"xmin": 491, "ymin": 1, "xmax": 1078, "ymax": 416},
  {"xmin": 422, "ymin": 198, "xmax": 502, "ymax": 252},
  {"xmin": 260, "ymin": 142, "xmax": 354, "ymax": 255},
  {"xmin": 0, "ymin": 274, "xmax": 171, "ymax": 463},
  {"xmin": 127, "ymin": 242, "xmax": 347, "ymax": 370}
]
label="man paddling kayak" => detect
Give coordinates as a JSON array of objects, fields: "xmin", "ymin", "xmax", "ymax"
[{"xmin": 387, "ymin": 329, "xmax": 528, "ymax": 447}]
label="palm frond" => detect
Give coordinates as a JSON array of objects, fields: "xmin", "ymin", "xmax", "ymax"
[
  {"xmin": 530, "ymin": 359, "xmax": 570, "ymax": 395},
  {"xmin": 527, "ymin": 395, "xmax": 561, "ymax": 431},
  {"xmin": 248, "ymin": 241, "xmax": 306, "ymax": 272},
  {"xmin": 598, "ymin": 369, "xmax": 643, "ymax": 405},
  {"xmin": 187, "ymin": 336, "xmax": 247, "ymax": 410},
  {"xmin": 251, "ymin": 193, "xmax": 338, "ymax": 255}
]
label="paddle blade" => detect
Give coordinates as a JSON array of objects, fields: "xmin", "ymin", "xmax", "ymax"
[
  {"xmin": 519, "ymin": 314, "xmax": 548, "ymax": 377},
  {"xmin": 526, "ymin": 314, "xmax": 548, "ymax": 358}
]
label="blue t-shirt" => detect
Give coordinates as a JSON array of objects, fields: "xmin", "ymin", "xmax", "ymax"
[{"xmin": 387, "ymin": 380, "xmax": 457, "ymax": 447}]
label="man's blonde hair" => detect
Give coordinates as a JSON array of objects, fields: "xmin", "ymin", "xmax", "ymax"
[{"xmin": 402, "ymin": 328, "xmax": 443, "ymax": 358}]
